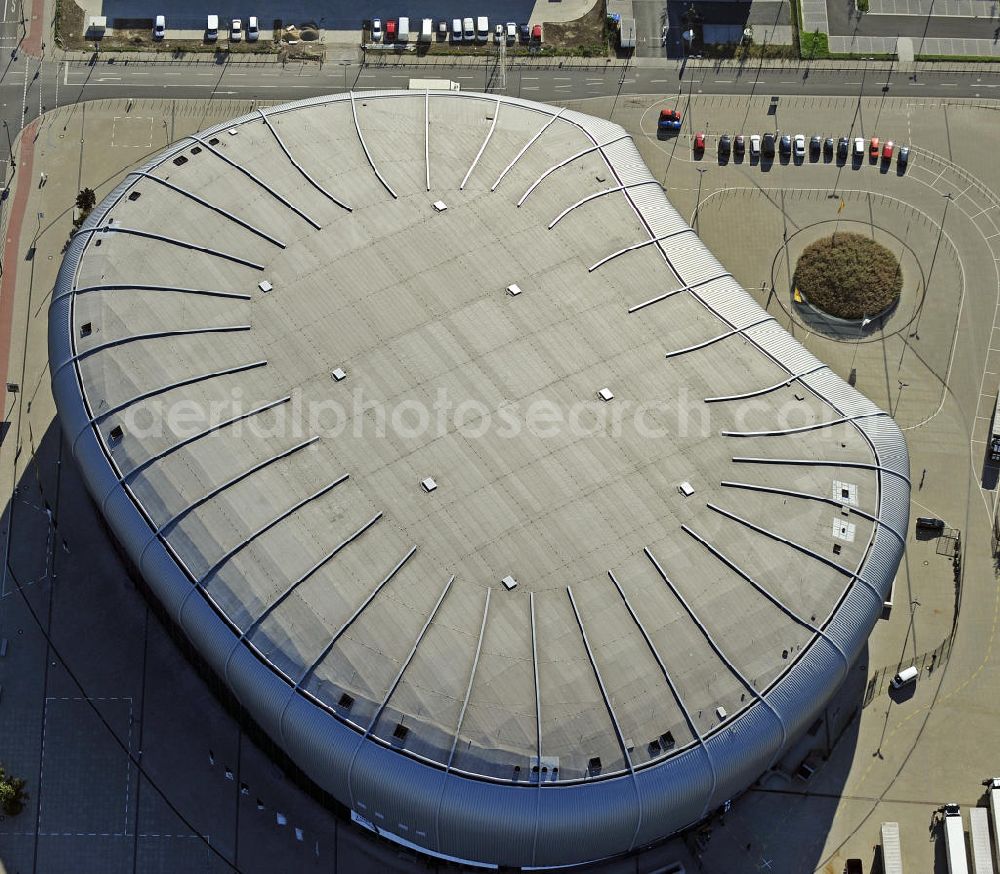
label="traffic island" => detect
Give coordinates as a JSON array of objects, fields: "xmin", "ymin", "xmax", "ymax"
[{"xmin": 793, "ymin": 232, "xmax": 903, "ymax": 322}]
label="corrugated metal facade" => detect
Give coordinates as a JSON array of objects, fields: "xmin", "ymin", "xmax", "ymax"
[{"xmin": 48, "ymin": 93, "xmax": 908, "ymax": 869}]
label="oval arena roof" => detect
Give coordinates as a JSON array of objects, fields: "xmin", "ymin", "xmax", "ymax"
[{"xmin": 49, "ymin": 91, "xmax": 909, "ymax": 869}]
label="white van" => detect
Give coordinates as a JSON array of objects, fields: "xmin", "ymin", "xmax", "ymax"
[
  {"xmin": 420, "ymin": 18, "xmax": 432, "ymax": 41},
  {"xmin": 451, "ymin": 18, "xmax": 462, "ymax": 42},
  {"xmin": 475, "ymin": 15, "xmax": 488, "ymax": 42},
  {"xmin": 890, "ymin": 665, "xmax": 918, "ymax": 688},
  {"xmin": 206, "ymin": 14, "xmax": 219, "ymax": 40},
  {"xmin": 398, "ymin": 16, "xmax": 410, "ymax": 41},
  {"xmin": 462, "ymin": 16, "xmax": 474, "ymax": 41}
]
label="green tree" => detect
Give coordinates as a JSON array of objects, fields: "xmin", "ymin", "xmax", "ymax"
[
  {"xmin": 0, "ymin": 764, "xmax": 28, "ymax": 815},
  {"xmin": 73, "ymin": 187, "xmax": 97, "ymax": 228}
]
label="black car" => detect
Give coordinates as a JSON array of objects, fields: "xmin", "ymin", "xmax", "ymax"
[
  {"xmin": 837, "ymin": 136, "xmax": 849, "ymax": 159},
  {"xmin": 718, "ymin": 134, "xmax": 731, "ymax": 158},
  {"xmin": 916, "ymin": 516, "xmax": 945, "ymax": 531},
  {"xmin": 519, "ymin": 22, "xmax": 530, "ymax": 42},
  {"xmin": 823, "ymin": 136, "xmax": 834, "ymax": 157},
  {"xmin": 809, "ymin": 135, "xmax": 821, "ymax": 156},
  {"xmin": 734, "ymin": 134, "xmax": 745, "ymax": 157},
  {"xmin": 779, "ymin": 134, "xmax": 791, "ymax": 156},
  {"xmin": 762, "ymin": 132, "xmax": 775, "ymax": 157}
]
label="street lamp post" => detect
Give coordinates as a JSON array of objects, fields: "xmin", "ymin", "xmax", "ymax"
[
  {"xmin": 694, "ymin": 167, "xmax": 708, "ymax": 232},
  {"xmin": 3, "ymin": 120, "xmax": 15, "ymax": 169}
]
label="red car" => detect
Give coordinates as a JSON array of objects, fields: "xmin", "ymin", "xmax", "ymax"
[
  {"xmin": 869, "ymin": 137, "xmax": 880, "ymax": 158},
  {"xmin": 386, "ymin": 18, "xmax": 397, "ymax": 40},
  {"xmin": 693, "ymin": 131, "xmax": 705, "ymax": 152},
  {"xmin": 531, "ymin": 23, "xmax": 542, "ymax": 42},
  {"xmin": 881, "ymin": 140, "xmax": 894, "ymax": 160}
]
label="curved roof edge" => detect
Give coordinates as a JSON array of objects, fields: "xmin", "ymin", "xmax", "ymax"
[{"xmin": 48, "ymin": 92, "xmax": 909, "ymax": 869}]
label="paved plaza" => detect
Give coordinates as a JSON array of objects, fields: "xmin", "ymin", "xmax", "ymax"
[{"xmin": 0, "ymin": 89, "xmax": 998, "ymax": 872}]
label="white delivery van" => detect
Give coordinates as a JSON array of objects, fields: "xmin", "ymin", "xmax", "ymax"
[
  {"xmin": 475, "ymin": 15, "xmax": 488, "ymax": 42},
  {"xmin": 890, "ymin": 665, "xmax": 918, "ymax": 688},
  {"xmin": 398, "ymin": 16, "xmax": 410, "ymax": 41},
  {"xmin": 206, "ymin": 14, "xmax": 219, "ymax": 40},
  {"xmin": 420, "ymin": 18, "xmax": 432, "ymax": 41},
  {"xmin": 451, "ymin": 18, "xmax": 462, "ymax": 42},
  {"xmin": 462, "ymin": 17, "xmax": 474, "ymax": 41}
]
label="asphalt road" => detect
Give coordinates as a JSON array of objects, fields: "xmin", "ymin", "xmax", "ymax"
[{"xmin": 0, "ymin": 52, "xmax": 999, "ymax": 175}]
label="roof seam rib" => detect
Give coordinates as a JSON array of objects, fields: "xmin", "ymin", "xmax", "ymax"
[
  {"xmin": 643, "ymin": 546, "xmax": 789, "ymax": 758},
  {"xmin": 222, "ymin": 511, "xmax": 384, "ymax": 689},
  {"xmin": 126, "ymin": 170, "xmax": 287, "ymax": 247},
  {"xmin": 76, "ymin": 224, "xmax": 265, "ymax": 270},
  {"xmin": 706, "ymin": 503, "xmax": 885, "ymax": 600},
  {"xmin": 186, "ymin": 131, "xmax": 322, "ymax": 228},
  {"xmin": 719, "ymin": 480, "xmax": 907, "ymax": 546},
  {"xmin": 256, "ymin": 107, "xmax": 352, "ymax": 211},
  {"xmin": 492, "ymin": 107, "xmax": 566, "ymax": 192},
  {"xmin": 460, "ymin": 96, "xmax": 500, "ymax": 190},
  {"xmin": 346, "ymin": 574, "xmax": 456, "ymax": 811},
  {"xmin": 607, "ymin": 569, "xmax": 718, "ymax": 820},
  {"xmin": 566, "ymin": 585, "xmax": 643, "ymax": 854},
  {"xmin": 276, "ymin": 544, "xmax": 418, "ymax": 752},
  {"xmin": 704, "ymin": 364, "xmax": 828, "ymax": 403},
  {"xmin": 518, "ymin": 132, "xmax": 632, "ymax": 208},
  {"xmin": 349, "ymin": 91, "xmax": 398, "ymax": 199}
]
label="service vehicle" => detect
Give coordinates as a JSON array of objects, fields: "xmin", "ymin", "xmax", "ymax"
[
  {"xmin": 943, "ymin": 804, "xmax": 970, "ymax": 874},
  {"xmin": 462, "ymin": 17, "xmax": 474, "ymax": 41},
  {"xmin": 451, "ymin": 18, "xmax": 462, "ymax": 41},
  {"xmin": 230, "ymin": 18, "xmax": 242, "ymax": 40},
  {"xmin": 153, "ymin": 14, "xmax": 165, "ymax": 38},
  {"xmin": 494, "ymin": 22, "xmax": 504, "ymax": 42},
  {"xmin": 421, "ymin": 18, "xmax": 433, "ymax": 41},
  {"xmin": 987, "ymin": 778, "xmax": 1000, "ymax": 872},
  {"xmin": 206, "ymin": 14, "xmax": 219, "ymax": 40},
  {"xmin": 398, "ymin": 15, "xmax": 410, "ymax": 41},
  {"xmin": 881, "ymin": 822, "xmax": 903, "ymax": 874},
  {"xmin": 438, "ymin": 19, "xmax": 448, "ymax": 39},
  {"xmin": 506, "ymin": 21, "xmax": 516, "ymax": 43},
  {"xmin": 890, "ymin": 665, "xmax": 918, "ymax": 688},
  {"xmin": 969, "ymin": 807, "xmax": 992, "ymax": 874},
  {"xmin": 476, "ymin": 15, "xmax": 489, "ymax": 42},
  {"xmin": 247, "ymin": 16, "xmax": 258, "ymax": 40}
]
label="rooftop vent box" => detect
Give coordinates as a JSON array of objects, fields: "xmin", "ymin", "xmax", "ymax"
[
  {"xmin": 421, "ymin": 477, "xmax": 437, "ymax": 493},
  {"xmin": 661, "ymin": 730, "xmax": 675, "ymax": 750},
  {"xmin": 501, "ymin": 575, "xmax": 518, "ymax": 591},
  {"xmin": 432, "ymin": 200, "xmax": 448, "ymax": 212},
  {"xmin": 716, "ymin": 706, "xmax": 727, "ymax": 721},
  {"xmin": 587, "ymin": 757, "xmax": 602, "ymax": 774},
  {"xmin": 108, "ymin": 425, "xmax": 124, "ymax": 444},
  {"xmin": 338, "ymin": 692, "xmax": 354, "ymax": 710},
  {"xmin": 258, "ymin": 280, "xmax": 273, "ymax": 293},
  {"xmin": 331, "ymin": 368, "xmax": 347, "ymax": 382},
  {"xmin": 392, "ymin": 723, "xmax": 409, "ymax": 742},
  {"xmin": 597, "ymin": 387, "xmax": 614, "ymax": 402},
  {"xmin": 506, "ymin": 284, "xmax": 522, "ymax": 296},
  {"xmin": 678, "ymin": 481, "xmax": 695, "ymax": 497},
  {"xmin": 228, "ymin": 127, "xmax": 239, "ymax": 135}
]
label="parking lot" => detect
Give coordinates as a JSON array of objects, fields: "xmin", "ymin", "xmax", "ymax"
[{"xmin": 85, "ymin": 0, "xmax": 539, "ymax": 35}]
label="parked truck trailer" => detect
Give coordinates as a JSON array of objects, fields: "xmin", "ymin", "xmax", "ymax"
[
  {"xmin": 944, "ymin": 804, "xmax": 971, "ymax": 874},
  {"xmin": 880, "ymin": 822, "xmax": 903, "ymax": 874}
]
